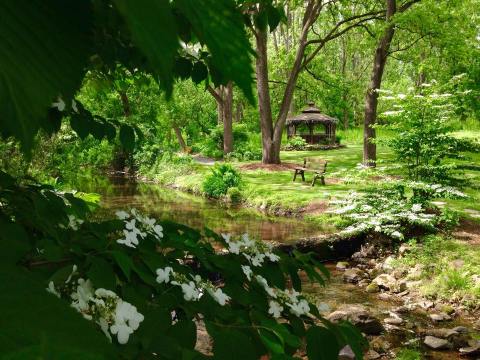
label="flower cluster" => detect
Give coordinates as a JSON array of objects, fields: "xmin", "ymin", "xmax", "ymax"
[
  {"xmin": 406, "ymin": 181, "xmax": 468, "ymax": 200},
  {"xmin": 155, "ymin": 267, "xmax": 230, "ymax": 306},
  {"xmin": 254, "ymin": 275, "xmax": 310, "ymax": 318},
  {"xmin": 46, "ymin": 266, "xmax": 144, "ymax": 344},
  {"xmin": 222, "ymin": 233, "xmax": 280, "ymax": 266},
  {"xmin": 115, "ymin": 208, "xmax": 163, "ymax": 248},
  {"xmin": 331, "ymin": 191, "xmax": 437, "ymax": 240}
]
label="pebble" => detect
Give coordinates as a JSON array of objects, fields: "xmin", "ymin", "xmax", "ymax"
[{"xmin": 338, "ymin": 345, "xmax": 355, "ymax": 360}]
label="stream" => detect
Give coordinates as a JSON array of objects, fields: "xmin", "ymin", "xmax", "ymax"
[{"xmin": 71, "ymin": 175, "xmax": 478, "ymax": 359}]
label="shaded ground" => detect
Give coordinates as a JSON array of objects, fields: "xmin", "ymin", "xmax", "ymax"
[{"xmin": 453, "ymin": 219, "xmax": 480, "ymax": 245}]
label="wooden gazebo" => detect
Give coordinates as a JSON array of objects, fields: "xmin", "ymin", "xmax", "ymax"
[{"xmin": 286, "ymin": 102, "xmax": 338, "ymax": 144}]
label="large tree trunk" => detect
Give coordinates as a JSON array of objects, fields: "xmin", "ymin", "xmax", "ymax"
[
  {"xmin": 173, "ymin": 125, "xmax": 187, "ymax": 152},
  {"xmin": 208, "ymin": 83, "xmax": 234, "ymax": 155},
  {"xmin": 363, "ymin": 0, "xmax": 397, "ymax": 167},
  {"xmin": 223, "ymin": 82, "xmax": 233, "ymax": 154},
  {"xmin": 255, "ymin": 28, "xmax": 278, "ymax": 164}
]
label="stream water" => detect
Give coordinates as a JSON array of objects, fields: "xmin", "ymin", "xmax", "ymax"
[{"xmin": 71, "ymin": 175, "xmax": 475, "ymax": 359}]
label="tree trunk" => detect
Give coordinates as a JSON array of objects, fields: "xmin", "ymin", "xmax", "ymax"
[
  {"xmin": 255, "ymin": 27, "xmax": 278, "ymax": 164},
  {"xmin": 223, "ymin": 82, "xmax": 233, "ymax": 154},
  {"xmin": 173, "ymin": 125, "xmax": 187, "ymax": 152},
  {"xmin": 363, "ymin": 0, "xmax": 397, "ymax": 167},
  {"xmin": 115, "ymin": 90, "xmax": 132, "ymax": 172}
]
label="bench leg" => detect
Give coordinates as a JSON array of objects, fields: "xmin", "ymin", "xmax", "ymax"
[
  {"xmin": 301, "ymin": 171, "xmax": 305, "ymax": 181},
  {"xmin": 311, "ymin": 175, "xmax": 317, "ymax": 187},
  {"xmin": 321, "ymin": 175, "xmax": 325, "ymax": 185},
  {"xmin": 293, "ymin": 170, "xmax": 297, "ymax": 181}
]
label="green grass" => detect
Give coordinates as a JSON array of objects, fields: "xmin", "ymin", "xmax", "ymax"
[
  {"xmin": 141, "ymin": 129, "xmax": 480, "ymax": 222},
  {"xmin": 392, "ymin": 235, "xmax": 480, "ymax": 306}
]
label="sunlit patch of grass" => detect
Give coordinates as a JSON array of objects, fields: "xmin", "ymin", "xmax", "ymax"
[{"xmin": 395, "ymin": 348, "xmax": 423, "ymax": 360}]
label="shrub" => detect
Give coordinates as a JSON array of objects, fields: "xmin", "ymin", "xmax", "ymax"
[
  {"xmin": 285, "ymin": 136, "xmax": 307, "ymax": 151},
  {"xmin": 199, "ymin": 123, "xmax": 261, "ymax": 160},
  {"xmin": 202, "ymin": 163, "xmax": 242, "ymax": 198},
  {"xmin": 331, "ymin": 181, "xmax": 466, "ymax": 240},
  {"xmin": 378, "ymin": 81, "xmax": 480, "ymax": 183},
  {"xmin": 227, "ymin": 186, "xmax": 242, "ymax": 204}
]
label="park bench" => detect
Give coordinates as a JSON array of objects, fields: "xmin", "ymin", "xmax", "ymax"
[{"xmin": 292, "ymin": 158, "xmax": 327, "ymax": 186}]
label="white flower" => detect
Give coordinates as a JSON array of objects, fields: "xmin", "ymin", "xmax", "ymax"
[
  {"xmin": 287, "ymin": 299, "xmax": 310, "ymax": 316},
  {"xmin": 116, "ymin": 210, "xmax": 130, "ymax": 220},
  {"xmin": 221, "ymin": 233, "xmax": 231, "ymax": 242},
  {"xmin": 207, "ymin": 288, "xmax": 230, "ymax": 306},
  {"xmin": 255, "ymin": 275, "xmax": 276, "ymax": 298},
  {"xmin": 156, "ymin": 267, "xmax": 173, "ymax": 284},
  {"xmin": 68, "ymin": 215, "xmax": 83, "ymax": 230},
  {"xmin": 110, "ymin": 323, "xmax": 133, "ymax": 345},
  {"xmin": 411, "ymin": 204, "xmax": 422, "ymax": 212},
  {"xmin": 153, "ymin": 224, "xmax": 163, "ymax": 239},
  {"xmin": 268, "ymin": 301, "xmax": 283, "ymax": 318},
  {"xmin": 143, "ymin": 217, "xmax": 156, "ymax": 227},
  {"xmin": 265, "ymin": 252, "xmax": 280, "ymax": 262},
  {"xmin": 111, "ymin": 300, "xmax": 144, "ymax": 344},
  {"xmin": 241, "ymin": 233, "xmax": 255, "ymax": 247},
  {"xmin": 71, "ymin": 99, "xmax": 78, "ymax": 113},
  {"xmin": 65, "ymin": 264, "xmax": 78, "ymax": 283},
  {"xmin": 117, "ymin": 229, "xmax": 139, "ymax": 248},
  {"xmin": 95, "ymin": 288, "xmax": 118, "ymax": 298},
  {"xmin": 180, "ymin": 281, "xmax": 200, "ymax": 301},
  {"xmin": 52, "ymin": 97, "xmax": 66, "ymax": 111},
  {"xmin": 71, "ymin": 278, "xmax": 94, "ymax": 314},
  {"xmin": 97, "ymin": 318, "xmax": 112, "ymax": 342},
  {"xmin": 397, "ymin": 93, "xmax": 407, "ymax": 99},
  {"xmin": 391, "ymin": 231, "xmax": 403, "ymax": 239},
  {"xmin": 46, "ymin": 281, "xmax": 60, "ymax": 298},
  {"xmin": 228, "ymin": 241, "xmax": 241, "ymax": 254},
  {"xmin": 250, "ymin": 253, "xmax": 265, "ymax": 267},
  {"xmin": 241, "ymin": 265, "xmax": 253, "ymax": 281}
]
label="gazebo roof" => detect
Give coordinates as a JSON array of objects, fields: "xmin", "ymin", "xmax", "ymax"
[{"xmin": 286, "ymin": 102, "xmax": 338, "ymax": 125}]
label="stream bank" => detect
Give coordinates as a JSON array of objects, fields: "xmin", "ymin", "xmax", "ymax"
[{"xmin": 72, "ymin": 175, "xmax": 480, "ymax": 359}]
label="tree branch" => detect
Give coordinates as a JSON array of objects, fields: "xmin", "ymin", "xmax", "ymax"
[{"xmin": 207, "ymin": 85, "xmax": 223, "ymax": 105}]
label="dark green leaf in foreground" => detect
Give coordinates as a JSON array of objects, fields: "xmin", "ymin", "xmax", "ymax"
[
  {"xmin": 114, "ymin": 0, "xmax": 179, "ymax": 97},
  {"xmin": 175, "ymin": 0, "xmax": 255, "ymax": 103},
  {"xmin": 0, "ymin": 0, "xmax": 92, "ymax": 153}
]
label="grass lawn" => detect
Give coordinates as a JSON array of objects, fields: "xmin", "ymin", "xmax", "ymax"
[{"xmin": 148, "ymin": 131, "xmax": 480, "ymax": 225}]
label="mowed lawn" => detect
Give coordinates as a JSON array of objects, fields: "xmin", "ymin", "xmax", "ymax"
[{"xmin": 173, "ymin": 133, "xmax": 480, "ymax": 220}]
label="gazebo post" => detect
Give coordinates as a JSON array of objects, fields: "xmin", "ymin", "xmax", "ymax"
[{"xmin": 308, "ymin": 123, "xmax": 313, "ymax": 144}]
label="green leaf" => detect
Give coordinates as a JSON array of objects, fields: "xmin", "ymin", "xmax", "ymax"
[
  {"xmin": 267, "ymin": 6, "xmax": 285, "ymax": 32},
  {"xmin": 259, "ymin": 328, "xmax": 284, "ymax": 355},
  {"xmin": 306, "ymin": 326, "xmax": 340, "ymax": 360},
  {"xmin": 0, "ymin": 0, "xmax": 92, "ymax": 153},
  {"xmin": 168, "ymin": 319, "xmax": 197, "ymax": 349},
  {"xmin": 87, "ymin": 257, "xmax": 116, "ymax": 290},
  {"xmin": 119, "ymin": 124, "xmax": 135, "ymax": 152},
  {"xmin": 175, "ymin": 0, "xmax": 254, "ymax": 103},
  {"xmin": 191, "ymin": 62, "xmax": 208, "ymax": 84},
  {"xmin": 209, "ymin": 327, "xmax": 257, "ymax": 360},
  {"xmin": 0, "ymin": 266, "xmax": 115, "ymax": 358},
  {"xmin": 174, "ymin": 57, "xmax": 193, "ymax": 80},
  {"xmin": 114, "ymin": 0, "xmax": 179, "ymax": 97},
  {"xmin": 70, "ymin": 113, "xmax": 92, "ymax": 140},
  {"xmin": 110, "ymin": 251, "xmax": 133, "ymax": 281}
]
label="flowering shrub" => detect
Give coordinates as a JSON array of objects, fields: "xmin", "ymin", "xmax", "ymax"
[
  {"xmin": 377, "ymin": 79, "xmax": 479, "ymax": 183},
  {"xmin": 331, "ymin": 182, "xmax": 465, "ymax": 240},
  {"xmin": 0, "ymin": 171, "xmax": 365, "ymax": 359}
]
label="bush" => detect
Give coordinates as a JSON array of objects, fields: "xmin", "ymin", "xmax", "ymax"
[
  {"xmin": 199, "ymin": 123, "xmax": 261, "ymax": 160},
  {"xmin": 284, "ymin": 136, "xmax": 307, "ymax": 151},
  {"xmin": 378, "ymin": 81, "xmax": 480, "ymax": 183},
  {"xmin": 202, "ymin": 163, "xmax": 242, "ymax": 198},
  {"xmin": 227, "ymin": 186, "xmax": 242, "ymax": 204}
]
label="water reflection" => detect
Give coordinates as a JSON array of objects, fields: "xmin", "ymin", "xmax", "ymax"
[{"xmin": 72, "ymin": 175, "xmax": 323, "ymax": 243}]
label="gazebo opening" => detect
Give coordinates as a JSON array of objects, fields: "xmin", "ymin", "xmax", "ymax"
[{"xmin": 286, "ymin": 102, "xmax": 338, "ymax": 145}]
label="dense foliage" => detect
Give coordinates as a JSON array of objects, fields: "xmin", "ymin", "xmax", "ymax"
[
  {"xmin": 202, "ymin": 164, "xmax": 243, "ymax": 199},
  {"xmin": 0, "ymin": 171, "xmax": 365, "ymax": 358},
  {"xmin": 378, "ymin": 79, "xmax": 479, "ymax": 182}
]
